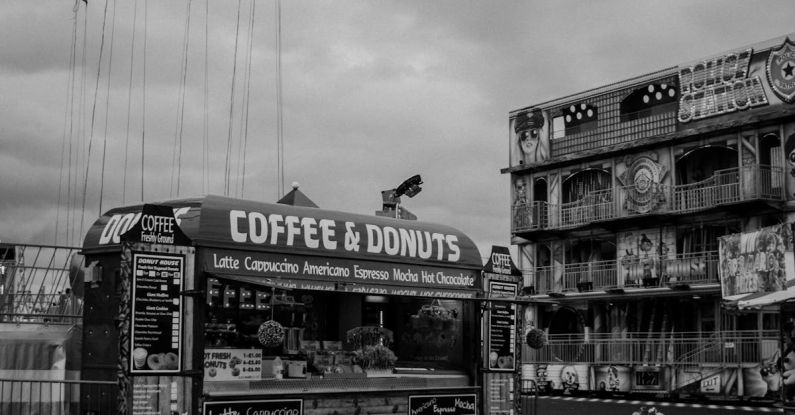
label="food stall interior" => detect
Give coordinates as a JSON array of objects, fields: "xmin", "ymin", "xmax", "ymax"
[{"xmin": 203, "ymin": 276, "xmax": 477, "ymax": 396}]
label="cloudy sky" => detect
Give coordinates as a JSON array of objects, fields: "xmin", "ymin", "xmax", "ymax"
[{"xmin": 1, "ymin": 1, "xmax": 794, "ymax": 259}]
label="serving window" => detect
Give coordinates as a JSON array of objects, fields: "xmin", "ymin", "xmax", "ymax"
[{"xmin": 202, "ymin": 276, "xmax": 476, "ymax": 393}]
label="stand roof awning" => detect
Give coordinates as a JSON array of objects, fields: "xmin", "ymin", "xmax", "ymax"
[
  {"xmin": 724, "ymin": 286, "xmax": 795, "ymax": 310},
  {"xmin": 82, "ymin": 195, "xmax": 484, "ymax": 293}
]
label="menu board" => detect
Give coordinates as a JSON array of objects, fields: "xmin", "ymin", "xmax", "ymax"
[
  {"xmin": 204, "ymin": 348, "xmax": 263, "ymax": 381},
  {"xmin": 130, "ymin": 253, "xmax": 184, "ymax": 373},
  {"xmin": 409, "ymin": 394, "xmax": 477, "ymax": 415},
  {"xmin": 204, "ymin": 399, "xmax": 302, "ymax": 415},
  {"xmin": 487, "ymin": 281, "xmax": 517, "ymax": 372},
  {"xmin": 484, "ymin": 372, "xmax": 513, "ymax": 415}
]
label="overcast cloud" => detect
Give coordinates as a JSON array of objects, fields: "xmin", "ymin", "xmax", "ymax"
[{"xmin": 1, "ymin": 0, "xmax": 794, "ymax": 260}]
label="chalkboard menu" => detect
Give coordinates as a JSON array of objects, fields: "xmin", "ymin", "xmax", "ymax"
[
  {"xmin": 408, "ymin": 394, "xmax": 477, "ymax": 415},
  {"xmin": 204, "ymin": 399, "xmax": 302, "ymax": 415},
  {"xmin": 487, "ymin": 281, "xmax": 517, "ymax": 372},
  {"xmin": 130, "ymin": 252, "xmax": 184, "ymax": 373}
]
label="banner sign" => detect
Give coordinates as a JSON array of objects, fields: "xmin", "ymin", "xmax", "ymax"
[
  {"xmin": 204, "ymin": 248, "xmax": 480, "ymax": 291},
  {"xmin": 204, "ymin": 399, "xmax": 302, "ymax": 415},
  {"xmin": 719, "ymin": 223, "xmax": 794, "ymax": 298},
  {"xmin": 408, "ymin": 394, "xmax": 477, "ymax": 415},
  {"xmin": 487, "ymin": 281, "xmax": 517, "ymax": 372},
  {"xmin": 84, "ymin": 196, "xmax": 482, "ymax": 270},
  {"xmin": 130, "ymin": 252, "xmax": 184, "ymax": 374}
]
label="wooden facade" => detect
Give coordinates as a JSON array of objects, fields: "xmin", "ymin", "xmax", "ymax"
[{"xmin": 506, "ymin": 33, "xmax": 795, "ymax": 401}]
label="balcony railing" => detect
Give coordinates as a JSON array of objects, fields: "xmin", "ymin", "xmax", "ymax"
[
  {"xmin": 562, "ymin": 260, "xmax": 617, "ymax": 292},
  {"xmin": 559, "ymin": 189, "xmax": 614, "ymax": 229},
  {"xmin": 512, "ymin": 165, "xmax": 784, "ymax": 233},
  {"xmin": 528, "ymin": 250, "xmax": 719, "ymax": 295},
  {"xmin": 522, "ymin": 330, "xmax": 778, "ymax": 367}
]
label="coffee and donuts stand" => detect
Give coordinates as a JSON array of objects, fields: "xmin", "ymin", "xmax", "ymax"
[{"xmin": 80, "ymin": 195, "xmax": 491, "ymax": 415}]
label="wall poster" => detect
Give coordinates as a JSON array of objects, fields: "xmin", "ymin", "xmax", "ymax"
[{"xmin": 718, "ymin": 223, "xmax": 793, "ymax": 297}]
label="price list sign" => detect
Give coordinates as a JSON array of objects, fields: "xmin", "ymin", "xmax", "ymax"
[
  {"xmin": 487, "ymin": 281, "xmax": 517, "ymax": 372},
  {"xmin": 130, "ymin": 253, "xmax": 184, "ymax": 373},
  {"xmin": 204, "ymin": 348, "xmax": 263, "ymax": 381}
]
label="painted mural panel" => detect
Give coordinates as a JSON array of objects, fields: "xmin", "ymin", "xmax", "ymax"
[
  {"xmin": 616, "ymin": 152, "xmax": 670, "ymax": 215},
  {"xmin": 785, "ymin": 123, "xmax": 795, "ymax": 200},
  {"xmin": 617, "ymin": 228, "xmax": 676, "ymax": 287},
  {"xmin": 510, "ymin": 109, "xmax": 550, "ymax": 167},
  {"xmin": 521, "ymin": 363, "xmax": 589, "ymax": 393},
  {"xmin": 593, "ymin": 365, "xmax": 631, "ymax": 392},
  {"xmin": 782, "ymin": 305, "xmax": 795, "ymax": 403},
  {"xmin": 718, "ymin": 224, "xmax": 793, "ymax": 297},
  {"xmin": 512, "ymin": 176, "xmax": 529, "ymax": 230}
]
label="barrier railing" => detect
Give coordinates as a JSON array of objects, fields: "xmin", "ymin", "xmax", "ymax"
[
  {"xmin": 0, "ymin": 378, "xmax": 117, "ymax": 415},
  {"xmin": 0, "ymin": 244, "xmax": 82, "ymax": 324},
  {"xmin": 511, "ymin": 165, "xmax": 784, "ymax": 233},
  {"xmin": 521, "ymin": 330, "xmax": 778, "ymax": 367}
]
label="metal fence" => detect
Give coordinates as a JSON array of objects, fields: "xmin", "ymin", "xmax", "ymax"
[
  {"xmin": 0, "ymin": 244, "xmax": 82, "ymax": 324},
  {"xmin": 0, "ymin": 378, "xmax": 117, "ymax": 415},
  {"xmin": 521, "ymin": 330, "xmax": 778, "ymax": 367}
]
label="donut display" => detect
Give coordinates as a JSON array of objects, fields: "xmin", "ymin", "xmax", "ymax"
[
  {"xmin": 145, "ymin": 352, "xmax": 179, "ymax": 370},
  {"xmin": 147, "ymin": 353, "xmax": 163, "ymax": 370},
  {"xmin": 164, "ymin": 352, "xmax": 179, "ymax": 369}
]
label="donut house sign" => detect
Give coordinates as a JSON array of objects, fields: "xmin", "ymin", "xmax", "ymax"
[{"xmin": 130, "ymin": 251, "xmax": 185, "ymax": 374}]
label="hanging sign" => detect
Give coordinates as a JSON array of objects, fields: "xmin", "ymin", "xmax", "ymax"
[
  {"xmin": 130, "ymin": 252, "xmax": 184, "ymax": 373},
  {"xmin": 487, "ymin": 281, "xmax": 517, "ymax": 371},
  {"xmin": 121, "ymin": 204, "xmax": 191, "ymax": 246},
  {"xmin": 482, "ymin": 246, "xmax": 521, "ymax": 282}
]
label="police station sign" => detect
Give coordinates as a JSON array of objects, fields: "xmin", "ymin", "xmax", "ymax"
[{"xmin": 678, "ymin": 48, "xmax": 768, "ymax": 123}]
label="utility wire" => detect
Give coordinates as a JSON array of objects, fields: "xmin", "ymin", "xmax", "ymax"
[
  {"xmin": 202, "ymin": 0, "xmax": 210, "ymax": 195},
  {"xmin": 99, "ymin": 0, "xmax": 118, "ymax": 215},
  {"xmin": 56, "ymin": 3, "xmax": 80, "ymax": 245},
  {"xmin": 240, "ymin": 0, "xmax": 256, "ymax": 198},
  {"xmin": 172, "ymin": 0, "xmax": 193, "ymax": 197},
  {"xmin": 122, "ymin": 0, "xmax": 139, "ymax": 205},
  {"xmin": 141, "ymin": 0, "xmax": 148, "ymax": 202},
  {"xmin": 225, "ymin": 0, "xmax": 243, "ymax": 197},
  {"xmin": 80, "ymin": 0, "xmax": 110, "ymax": 241},
  {"xmin": 275, "ymin": 0, "xmax": 284, "ymax": 199}
]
